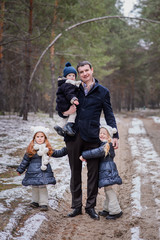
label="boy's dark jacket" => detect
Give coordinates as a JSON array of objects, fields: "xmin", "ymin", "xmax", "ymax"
[
  {"xmin": 64, "ymin": 79, "xmax": 119, "ymax": 142},
  {"xmin": 17, "ymin": 147, "xmax": 67, "ymax": 186},
  {"xmin": 56, "ymin": 77, "xmax": 79, "ymax": 113},
  {"xmin": 81, "ymin": 142, "xmax": 122, "ymax": 188}
]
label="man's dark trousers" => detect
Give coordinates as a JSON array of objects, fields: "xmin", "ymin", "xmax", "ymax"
[{"xmin": 66, "ymin": 133, "xmax": 100, "ymax": 210}]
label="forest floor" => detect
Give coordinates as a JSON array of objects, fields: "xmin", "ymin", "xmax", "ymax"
[{"xmin": 0, "ymin": 109, "xmax": 160, "ymax": 240}]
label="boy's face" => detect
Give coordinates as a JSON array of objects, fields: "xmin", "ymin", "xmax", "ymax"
[
  {"xmin": 66, "ymin": 73, "xmax": 76, "ymax": 81},
  {"xmin": 99, "ymin": 128, "xmax": 110, "ymax": 142}
]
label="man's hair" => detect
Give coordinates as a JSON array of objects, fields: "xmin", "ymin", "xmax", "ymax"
[{"xmin": 76, "ymin": 61, "xmax": 92, "ymax": 72}]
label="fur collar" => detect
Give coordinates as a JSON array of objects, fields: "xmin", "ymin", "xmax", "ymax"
[{"xmin": 65, "ymin": 79, "xmax": 81, "ymax": 87}]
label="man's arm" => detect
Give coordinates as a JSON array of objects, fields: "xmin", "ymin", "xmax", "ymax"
[{"xmin": 103, "ymin": 90, "xmax": 119, "ymax": 139}]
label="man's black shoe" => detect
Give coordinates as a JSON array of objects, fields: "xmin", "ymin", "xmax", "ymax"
[
  {"xmin": 54, "ymin": 125, "xmax": 65, "ymax": 136},
  {"xmin": 63, "ymin": 122, "xmax": 75, "ymax": 136},
  {"xmin": 98, "ymin": 210, "xmax": 109, "ymax": 217},
  {"xmin": 67, "ymin": 208, "xmax": 82, "ymax": 217},
  {"xmin": 85, "ymin": 208, "xmax": 100, "ymax": 220},
  {"xmin": 106, "ymin": 211, "xmax": 123, "ymax": 220}
]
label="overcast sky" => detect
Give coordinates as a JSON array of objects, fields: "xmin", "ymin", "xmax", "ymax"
[{"xmin": 121, "ymin": 0, "xmax": 139, "ymax": 17}]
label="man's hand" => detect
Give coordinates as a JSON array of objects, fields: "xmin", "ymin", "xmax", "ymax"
[
  {"xmin": 63, "ymin": 105, "xmax": 77, "ymax": 116},
  {"xmin": 112, "ymin": 138, "xmax": 118, "ymax": 149}
]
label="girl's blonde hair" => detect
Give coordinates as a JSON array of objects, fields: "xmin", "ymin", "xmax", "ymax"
[
  {"xmin": 26, "ymin": 134, "xmax": 53, "ymax": 157},
  {"xmin": 100, "ymin": 127, "xmax": 112, "ymax": 156},
  {"xmin": 104, "ymin": 137, "xmax": 112, "ymax": 156}
]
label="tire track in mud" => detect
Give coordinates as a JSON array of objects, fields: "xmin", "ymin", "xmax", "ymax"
[{"xmin": 128, "ymin": 118, "xmax": 160, "ymax": 240}]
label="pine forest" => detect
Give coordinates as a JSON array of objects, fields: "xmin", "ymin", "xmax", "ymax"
[{"xmin": 0, "ymin": 0, "xmax": 160, "ymax": 120}]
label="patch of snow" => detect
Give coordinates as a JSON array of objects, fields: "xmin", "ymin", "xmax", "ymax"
[
  {"xmin": 0, "ymin": 165, "xmax": 7, "ymax": 174},
  {"xmin": 128, "ymin": 118, "xmax": 146, "ymax": 135},
  {"xmin": 131, "ymin": 176, "xmax": 142, "ymax": 216},
  {"xmin": 131, "ymin": 227, "xmax": 144, "ymax": 240},
  {"xmin": 128, "ymin": 118, "xmax": 160, "ymax": 239},
  {"xmin": 0, "ymin": 203, "xmax": 8, "ymax": 213},
  {"xmin": 0, "ymin": 204, "xmax": 27, "ymax": 240},
  {"xmin": 0, "ymin": 187, "xmax": 31, "ymax": 207},
  {"xmin": 13, "ymin": 213, "xmax": 47, "ymax": 240},
  {"xmin": 149, "ymin": 116, "xmax": 160, "ymax": 124}
]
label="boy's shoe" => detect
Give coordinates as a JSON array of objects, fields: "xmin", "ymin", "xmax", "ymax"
[
  {"xmin": 54, "ymin": 125, "xmax": 65, "ymax": 136},
  {"xmin": 98, "ymin": 210, "xmax": 109, "ymax": 217},
  {"xmin": 30, "ymin": 202, "xmax": 39, "ymax": 208},
  {"xmin": 40, "ymin": 205, "xmax": 48, "ymax": 211},
  {"xmin": 106, "ymin": 211, "xmax": 123, "ymax": 220},
  {"xmin": 63, "ymin": 122, "xmax": 75, "ymax": 136}
]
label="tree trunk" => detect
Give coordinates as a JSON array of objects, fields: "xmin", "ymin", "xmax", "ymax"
[
  {"xmin": 126, "ymin": 89, "xmax": 131, "ymax": 111},
  {"xmin": 131, "ymin": 76, "xmax": 135, "ymax": 111},
  {"xmin": 22, "ymin": 40, "xmax": 31, "ymax": 120},
  {"xmin": 0, "ymin": 1, "xmax": 5, "ymax": 113},
  {"xmin": 21, "ymin": 0, "xmax": 33, "ymax": 120},
  {"xmin": 49, "ymin": 0, "xmax": 58, "ymax": 118},
  {"xmin": 49, "ymin": 57, "xmax": 56, "ymax": 118}
]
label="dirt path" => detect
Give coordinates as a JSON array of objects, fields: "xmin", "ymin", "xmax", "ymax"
[
  {"xmin": 1, "ymin": 111, "xmax": 160, "ymax": 240},
  {"xmin": 29, "ymin": 113, "xmax": 160, "ymax": 240}
]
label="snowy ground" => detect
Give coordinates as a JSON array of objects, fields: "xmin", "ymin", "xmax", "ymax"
[
  {"xmin": 0, "ymin": 111, "xmax": 160, "ymax": 240},
  {"xmin": 128, "ymin": 118, "xmax": 160, "ymax": 240},
  {"xmin": 0, "ymin": 113, "xmax": 70, "ymax": 240}
]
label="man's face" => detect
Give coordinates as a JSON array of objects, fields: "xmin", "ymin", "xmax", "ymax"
[{"xmin": 77, "ymin": 64, "xmax": 93, "ymax": 84}]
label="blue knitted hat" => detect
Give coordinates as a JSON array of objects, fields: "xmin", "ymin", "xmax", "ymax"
[{"xmin": 63, "ymin": 62, "xmax": 77, "ymax": 77}]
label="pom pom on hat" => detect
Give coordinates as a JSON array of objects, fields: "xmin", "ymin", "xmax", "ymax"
[
  {"xmin": 31, "ymin": 126, "xmax": 50, "ymax": 138},
  {"xmin": 100, "ymin": 125, "xmax": 117, "ymax": 138},
  {"xmin": 63, "ymin": 62, "xmax": 77, "ymax": 77}
]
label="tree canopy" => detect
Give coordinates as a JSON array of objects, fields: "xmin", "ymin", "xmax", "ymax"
[{"xmin": 0, "ymin": 0, "xmax": 160, "ymax": 119}]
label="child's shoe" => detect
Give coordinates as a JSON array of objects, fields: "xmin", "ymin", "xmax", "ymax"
[
  {"xmin": 30, "ymin": 202, "xmax": 39, "ymax": 208},
  {"xmin": 106, "ymin": 211, "xmax": 123, "ymax": 220},
  {"xmin": 63, "ymin": 122, "xmax": 75, "ymax": 136},
  {"xmin": 98, "ymin": 210, "xmax": 109, "ymax": 217},
  {"xmin": 54, "ymin": 125, "xmax": 65, "ymax": 136},
  {"xmin": 40, "ymin": 205, "xmax": 48, "ymax": 211}
]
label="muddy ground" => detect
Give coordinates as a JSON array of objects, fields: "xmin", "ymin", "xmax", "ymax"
[{"xmin": 1, "ymin": 109, "xmax": 160, "ymax": 240}]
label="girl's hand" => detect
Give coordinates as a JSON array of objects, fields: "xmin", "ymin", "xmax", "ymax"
[{"xmin": 80, "ymin": 156, "xmax": 86, "ymax": 162}]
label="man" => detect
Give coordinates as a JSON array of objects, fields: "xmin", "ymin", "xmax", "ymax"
[{"xmin": 64, "ymin": 61, "xmax": 118, "ymax": 220}]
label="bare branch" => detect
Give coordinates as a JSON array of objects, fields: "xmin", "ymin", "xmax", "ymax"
[
  {"xmin": 65, "ymin": 16, "xmax": 160, "ymax": 31},
  {"xmin": 29, "ymin": 15, "xmax": 160, "ymax": 86},
  {"xmin": 29, "ymin": 32, "xmax": 62, "ymax": 85}
]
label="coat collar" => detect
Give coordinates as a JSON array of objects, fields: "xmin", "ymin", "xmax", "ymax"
[{"xmin": 80, "ymin": 78, "xmax": 99, "ymax": 95}]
